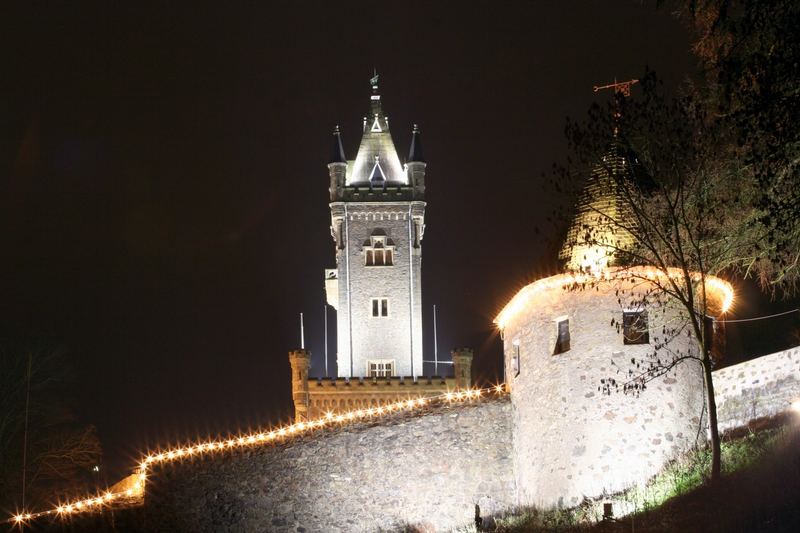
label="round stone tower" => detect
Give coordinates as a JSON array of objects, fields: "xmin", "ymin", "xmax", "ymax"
[{"xmin": 495, "ymin": 268, "xmax": 732, "ymax": 508}]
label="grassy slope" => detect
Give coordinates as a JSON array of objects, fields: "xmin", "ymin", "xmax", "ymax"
[{"xmin": 489, "ymin": 421, "xmax": 800, "ymax": 533}]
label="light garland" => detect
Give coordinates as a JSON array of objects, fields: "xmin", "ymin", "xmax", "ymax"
[
  {"xmin": 6, "ymin": 385, "xmax": 507, "ymax": 526},
  {"xmin": 495, "ymin": 266, "xmax": 734, "ymax": 330}
]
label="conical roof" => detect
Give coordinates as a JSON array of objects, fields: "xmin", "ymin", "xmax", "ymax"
[
  {"xmin": 408, "ymin": 124, "xmax": 425, "ymax": 163},
  {"xmin": 329, "ymin": 125, "xmax": 347, "ymax": 164},
  {"xmin": 559, "ymin": 135, "xmax": 648, "ymax": 272}
]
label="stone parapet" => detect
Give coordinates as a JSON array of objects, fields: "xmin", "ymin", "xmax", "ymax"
[
  {"xmin": 306, "ymin": 376, "xmax": 457, "ymax": 419},
  {"xmin": 333, "ymin": 185, "xmax": 420, "ymax": 203}
]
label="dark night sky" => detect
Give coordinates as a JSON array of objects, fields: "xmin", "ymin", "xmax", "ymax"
[{"xmin": 3, "ymin": 1, "xmax": 797, "ymax": 478}]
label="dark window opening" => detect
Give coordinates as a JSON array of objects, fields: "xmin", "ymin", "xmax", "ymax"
[
  {"xmin": 623, "ymin": 311, "xmax": 649, "ymax": 344},
  {"xmin": 371, "ymin": 298, "xmax": 389, "ymax": 317},
  {"xmin": 554, "ymin": 319, "xmax": 570, "ymax": 354}
]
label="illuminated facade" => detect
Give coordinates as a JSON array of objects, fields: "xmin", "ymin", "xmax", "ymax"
[
  {"xmin": 289, "ymin": 76, "xmax": 472, "ymax": 421},
  {"xmin": 326, "ymin": 75, "xmax": 425, "ymax": 380},
  {"xmin": 496, "ymin": 268, "xmax": 732, "ymax": 508}
]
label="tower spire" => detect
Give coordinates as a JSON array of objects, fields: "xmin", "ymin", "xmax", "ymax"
[
  {"xmin": 408, "ymin": 124, "xmax": 425, "ymax": 163},
  {"xmin": 330, "ymin": 125, "xmax": 346, "ymax": 164},
  {"xmin": 368, "ymin": 69, "xmax": 384, "ymax": 132},
  {"xmin": 348, "ymin": 70, "xmax": 404, "ymax": 185}
]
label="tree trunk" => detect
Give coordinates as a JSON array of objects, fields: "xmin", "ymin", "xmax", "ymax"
[{"xmin": 702, "ymin": 352, "xmax": 722, "ymax": 483}]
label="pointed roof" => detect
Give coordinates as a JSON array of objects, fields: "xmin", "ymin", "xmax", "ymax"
[
  {"xmin": 329, "ymin": 125, "xmax": 347, "ymax": 164},
  {"xmin": 559, "ymin": 134, "xmax": 648, "ymax": 272},
  {"xmin": 408, "ymin": 124, "xmax": 425, "ymax": 163},
  {"xmin": 347, "ymin": 72, "xmax": 406, "ymax": 185}
]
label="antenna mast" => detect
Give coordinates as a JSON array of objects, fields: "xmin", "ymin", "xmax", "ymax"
[{"xmin": 300, "ymin": 312, "xmax": 305, "ymax": 350}]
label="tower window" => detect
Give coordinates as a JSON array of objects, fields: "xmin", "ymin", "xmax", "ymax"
[
  {"xmin": 623, "ymin": 310, "xmax": 649, "ymax": 344},
  {"xmin": 367, "ymin": 359, "xmax": 394, "ymax": 377},
  {"xmin": 365, "ymin": 248, "xmax": 393, "ymax": 266},
  {"xmin": 371, "ymin": 298, "xmax": 389, "ymax": 317},
  {"xmin": 364, "ymin": 234, "xmax": 394, "ymax": 267},
  {"xmin": 554, "ymin": 318, "xmax": 570, "ymax": 354}
]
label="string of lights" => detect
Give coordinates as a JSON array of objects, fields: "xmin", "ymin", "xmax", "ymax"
[
  {"xmin": 7, "ymin": 384, "xmax": 508, "ymax": 527},
  {"xmin": 495, "ymin": 267, "xmax": 734, "ymax": 330}
]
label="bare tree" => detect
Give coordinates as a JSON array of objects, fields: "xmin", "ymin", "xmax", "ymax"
[
  {"xmin": 0, "ymin": 343, "xmax": 102, "ymax": 510},
  {"xmin": 557, "ymin": 73, "xmax": 757, "ymax": 483}
]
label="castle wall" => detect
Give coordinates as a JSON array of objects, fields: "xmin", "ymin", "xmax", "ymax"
[
  {"xmin": 145, "ymin": 398, "xmax": 514, "ymax": 532},
  {"xmin": 499, "ymin": 274, "xmax": 706, "ymax": 508},
  {"xmin": 713, "ymin": 347, "xmax": 800, "ymax": 433}
]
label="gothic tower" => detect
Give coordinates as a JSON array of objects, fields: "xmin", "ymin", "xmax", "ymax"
[{"xmin": 326, "ymin": 74, "xmax": 426, "ymax": 379}]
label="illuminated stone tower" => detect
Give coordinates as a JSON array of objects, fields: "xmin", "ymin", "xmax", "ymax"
[{"xmin": 326, "ymin": 74, "xmax": 426, "ymax": 379}]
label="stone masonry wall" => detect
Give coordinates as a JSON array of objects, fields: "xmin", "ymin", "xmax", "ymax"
[
  {"xmin": 501, "ymin": 275, "xmax": 706, "ymax": 508},
  {"xmin": 145, "ymin": 397, "xmax": 513, "ymax": 532},
  {"xmin": 713, "ymin": 347, "xmax": 800, "ymax": 433},
  {"xmin": 335, "ymin": 203, "xmax": 424, "ymax": 379}
]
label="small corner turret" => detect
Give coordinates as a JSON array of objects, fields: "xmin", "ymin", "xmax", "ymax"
[
  {"xmin": 288, "ymin": 349, "xmax": 311, "ymax": 422},
  {"xmin": 328, "ymin": 126, "xmax": 347, "ymax": 202},
  {"xmin": 406, "ymin": 124, "xmax": 426, "ymax": 198}
]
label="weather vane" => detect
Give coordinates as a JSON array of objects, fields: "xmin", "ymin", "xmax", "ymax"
[{"xmin": 593, "ymin": 78, "xmax": 639, "ymax": 97}]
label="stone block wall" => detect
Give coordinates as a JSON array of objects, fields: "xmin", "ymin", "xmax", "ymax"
[
  {"xmin": 145, "ymin": 397, "xmax": 514, "ymax": 532},
  {"xmin": 333, "ymin": 204, "xmax": 425, "ymax": 379},
  {"xmin": 499, "ymin": 273, "xmax": 708, "ymax": 508},
  {"xmin": 713, "ymin": 347, "xmax": 800, "ymax": 433}
]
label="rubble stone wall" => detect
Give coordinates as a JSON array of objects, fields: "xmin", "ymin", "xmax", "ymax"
[
  {"xmin": 713, "ymin": 347, "xmax": 800, "ymax": 432},
  {"xmin": 145, "ymin": 398, "xmax": 514, "ymax": 532}
]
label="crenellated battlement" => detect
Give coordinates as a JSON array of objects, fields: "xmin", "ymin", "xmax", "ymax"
[
  {"xmin": 290, "ymin": 348, "xmax": 473, "ymax": 421},
  {"xmin": 312, "ymin": 376, "xmax": 453, "ymax": 388}
]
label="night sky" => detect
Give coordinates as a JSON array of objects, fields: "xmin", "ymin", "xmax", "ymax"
[{"xmin": 3, "ymin": 1, "xmax": 797, "ymax": 478}]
